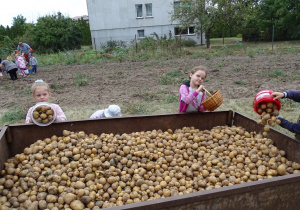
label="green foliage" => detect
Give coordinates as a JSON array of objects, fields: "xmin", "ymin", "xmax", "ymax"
[
  {"xmin": 101, "ymin": 40, "xmax": 127, "ymax": 53},
  {"xmin": 181, "ymin": 39, "xmax": 197, "ymax": 47},
  {"xmin": 234, "ymin": 80, "xmax": 247, "ymax": 85},
  {"xmin": 232, "ymin": 66, "xmax": 244, "ymax": 72},
  {"xmin": 76, "ymin": 18, "xmax": 91, "ymax": 45},
  {"xmin": 163, "ymin": 95, "xmax": 178, "ymax": 104},
  {"xmin": 74, "ymin": 73, "xmax": 93, "ymax": 86},
  {"xmin": 246, "ymin": 47, "xmax": 254, "ymax": 57},
  {"xmin": 1, "ymin": 106, "xmax": 26, "ymax": 124},
  {"xmin": 123, "ymin": 103, "xmax": 147, "ymax": 115},
  {"xmin": 112, "ymin": 46, "xmax": 128, "ymax": 62},
  {"xmin": 267, "ymin": 69, "xmax": 285, "ymax": 77},
  {"xmin": 50, "ymin": 82, "xmax": 61, "ymax": 90},
  {"xmin": 160, "ymin": 70, "xmax": 183, "ymax": 85},
  {"xmin": 32, "ymin": 12, "xmax": 82, "ymax": 53},
  {"xmin": 237, "ymin": 34, "xmax": 242, "ymax": 38}
]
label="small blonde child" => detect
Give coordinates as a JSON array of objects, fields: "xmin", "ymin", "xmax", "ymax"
[
  {"xmin": 14, "ymin": 51, "xmax": 28, "ymax": 77},
  {"xmin": 25, "ymin": 80, "xmax": 67, "ymax": 123},
  {"xmin": 179, "ymin": 66, "xmax": 208, "ymax": 113}
]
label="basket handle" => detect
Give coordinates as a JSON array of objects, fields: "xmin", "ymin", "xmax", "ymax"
[{"xmin": 203, "ymin": 88, "xmax": 212, "ymax": 97}]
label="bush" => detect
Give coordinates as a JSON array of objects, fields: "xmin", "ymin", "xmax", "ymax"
[{"xmin": 181, "ymin": 39, "xmax": 197, "ymax": 47}]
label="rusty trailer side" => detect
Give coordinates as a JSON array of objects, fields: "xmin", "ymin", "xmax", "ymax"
[{"xmin": 0, "ymin": 111, "xmax": 300, "ymax": 210}]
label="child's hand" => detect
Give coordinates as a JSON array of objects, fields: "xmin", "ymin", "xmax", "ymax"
[
  {"xmin": 196, "ymin": 85, "xmax": 204, "ymax": 93},
  {"xmin": 271, "ymin": 92, "xmax": 284, "ymax": 100}
]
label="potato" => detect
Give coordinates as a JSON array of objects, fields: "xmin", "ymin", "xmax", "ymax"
[
  {"xmin": 32, "ymin": 111, "xmax": 39, "ymax": 119},
  {"xmin": 46, "ymin": 110, "xmax": 53, "ymax": 115},
  {"xmin": 40, "ymin": 113, "xmax": 47, "ymax": 120},
  {"xmin": 32, "ymin": 104, "xmax": 55, "ymax": 124},
  {"xmin": 266, "ymin": 102, "xmax": 274, "ymax": 108},
  {"xmin": 277, "ymin": 164, "xmax": 286, "ymax": 175},
  {"xmin": 260, "ymin": 103, "xmax": 267, "ymax": 109},
  {"xmin": 41, "ymin": 106, "xmax": 48, "ymax": 113}
]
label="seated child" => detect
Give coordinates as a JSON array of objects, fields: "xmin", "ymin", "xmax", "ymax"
[
  {"xmin": 90, "ymin": 105, "xmax": 121, "ymax": 119},
  {"xmin": 25, "ymin": 80, "xmax": 67, "ymax": 123}
]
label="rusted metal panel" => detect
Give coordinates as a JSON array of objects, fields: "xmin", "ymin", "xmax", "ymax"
[
  {"xmin": 0, "ymin": 126, "xmax": 10, "ymax": 172},
  {"xmin": 105, "ymin": 174, "xmax": 300, "ymax": 210}
]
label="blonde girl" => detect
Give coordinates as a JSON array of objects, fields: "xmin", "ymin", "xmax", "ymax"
[
  {"xmin": 179, "ymin": 66, "xmax": 208, "ymax": 112},
  {"xmin": 25, "ymin": 80, "xmax": 67, "ymax": 123},
  {"xmin": 14, "ymin": 51, "xmax": 27, "ymax": 77}
]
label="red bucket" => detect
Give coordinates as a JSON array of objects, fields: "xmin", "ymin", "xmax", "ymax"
[{"xmin": 253, "ymin": 90, "xmax": 281, "ymax": 115}]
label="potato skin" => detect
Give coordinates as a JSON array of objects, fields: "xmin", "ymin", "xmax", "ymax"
[{"xmin": 32, "ymin": 105, "xmax": 55, "ymax": 124}]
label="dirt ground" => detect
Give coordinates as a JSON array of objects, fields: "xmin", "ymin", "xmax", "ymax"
[{"xmin": 0, "ymin": 53, "xmax": 299, "ymax": 121}]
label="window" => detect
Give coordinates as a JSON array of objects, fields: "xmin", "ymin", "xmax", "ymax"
[
  {"xmin": 136, "ymin": 4, "xmax": 143, "ymax": 18},
  {"xmin": 174, "ymin": 27, "xmax": 195, "ymax": 35},
  {"xmin": 138, "ymin": 30, "xmax": 145, "ymax": 39},
  {"xmin": 174, "ymin": 1, "xmax": 180, "ymax": 15},
  {"xmin": 174, "ymin": 1, "xmax": 180, "ymax": 7},
  {"xmin": 145, "ymin": 4, "xmax": 152, "ymax": 17}
]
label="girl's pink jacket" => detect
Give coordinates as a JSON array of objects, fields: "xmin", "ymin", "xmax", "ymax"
[{"xmin": 179, "ymin": 81, "xmax": 207, "ymax": 113}]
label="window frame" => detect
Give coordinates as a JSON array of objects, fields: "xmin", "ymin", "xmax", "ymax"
[
  {"xmin": 174, "ymin": 26, "xmax": 196, "ymax": 36},
  {"xmin": 137, "ymin": 29, "xmax": 145, "ymax": 39},
  {"xmin": 145, "ymin": 3, "xmax": 153, "ymax": 17},
  {"xmin": 136, "ymin": 4, "xmax": 143, "ymax": 18}
]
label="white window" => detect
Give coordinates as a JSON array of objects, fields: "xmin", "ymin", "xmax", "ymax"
[
  {"xmin": 138, "ymin": 30, "xmax": 145, "ymax": 39},
  {"xmin": 174, "ymin": 26, "xmax": 195, "ymax": 35},
  {"xmin": 136, "ymin": 4, "xmax": 143, "ymax": 18},
  {"xmin": 145, "ymin": 4, "xmax": 152, "ymax": 17}
]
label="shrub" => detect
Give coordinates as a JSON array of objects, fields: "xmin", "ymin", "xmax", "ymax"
[{"xmin": 181, "ymin": 39, "xmax": 197, "ymax": 47}]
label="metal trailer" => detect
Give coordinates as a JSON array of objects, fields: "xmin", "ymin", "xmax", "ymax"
[{"xmin": 1, "ymin": 111, "xmax": 300, "ymax": 209}]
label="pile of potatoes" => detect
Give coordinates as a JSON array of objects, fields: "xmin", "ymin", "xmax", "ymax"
[
  {"xmin": 32, "ymin": 105, "xmax": 55, "ymax": 125},
  {"xmin": 256, "ymin": 101, "xmax": 281, "ymax": 136},
  {"xmin": 0, "ymin": 126, "xmax": 300, "ymax": 209}
]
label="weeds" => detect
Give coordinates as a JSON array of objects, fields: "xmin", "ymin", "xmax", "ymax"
[
  {"xmin": 234, "ymin": 80, "xmax": 247, "ymax": 85},
  {"xmin": 50, "ymin": 82, "xmax": 61, "ymax": 90},
  {"xmin": 160, "ymin": 70, "xmax": 183, "ymax": 85},
  {"xmin": 123, "ymin": 103, "xmax": 147, "ymax": 115},
  {"xmin": 74, "ymin": 73, "xmax": 93, "ymax": 86},
  {"xmin": 267, "ymin": 69, "xmax": 285, "ymax": 77},
  {"xmin": 1, "ymin": 106, "xmax": 26, "ymax": 124},
  {"xmin": 163, "ymin": 95, "xmax": 178, "ymax": 104},
  {"xmin": 246, "ymin": 47, "xmax": 254, "ymax": 58},
  {"xmin": 232, "ymin": 66, "xmax": 243, "ymax": 72}
]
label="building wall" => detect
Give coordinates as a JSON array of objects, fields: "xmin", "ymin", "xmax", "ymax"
[{"xmin": 86, "ymin": 0, "xmax": 205, "ymax": 49}]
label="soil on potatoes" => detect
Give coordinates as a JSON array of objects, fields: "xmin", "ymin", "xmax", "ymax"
[{"xmin": 0, "ymin": 53, "xmax": 299, "ymax": 122}]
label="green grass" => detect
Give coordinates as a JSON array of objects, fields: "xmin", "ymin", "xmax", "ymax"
[
  {"xmin": 234, "ymin": 80, "xmax": 247, "ymax": 85},
  {"xmin": 1, "ymin": 106, "xmax": 26, "ymax": 125},
  {"xmin": 266, "ymin": 69, "xmax": 285, "ymax": 77},
  {"xmin": 74, "ymin": 73, "xmax": 93, "ymax": 86},
  {"xmin": 159, "ymin": 70, "xmax": 184, "ymax": 85}
]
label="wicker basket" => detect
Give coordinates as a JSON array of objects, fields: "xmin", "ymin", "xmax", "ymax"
[{"xmin": 201, "ymin": 89, "xmax": 223, "ymax": 111}]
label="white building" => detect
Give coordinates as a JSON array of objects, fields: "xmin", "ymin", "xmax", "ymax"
[{"xmin": 86, "ymin": 0, "xmax": 205, "ymax": 50}]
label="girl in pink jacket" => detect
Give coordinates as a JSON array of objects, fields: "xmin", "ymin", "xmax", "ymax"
[
  {"xmin": 179, "ymin": 66, "xmax": 208, "ymax": 113},
  {"xmin": 14, "ymin": 51, "xmax": 27, "ymax": 77}
]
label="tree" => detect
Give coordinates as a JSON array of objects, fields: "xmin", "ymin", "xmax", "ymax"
[
  {"xmin": 171, "ymin": 0, "xmax": 261, "ymax": 46},
  {"xmin": 32, "ymin": 12, "xmax": 83, "ymax": 53},
  {"xmin": 259, "ymin": 0, "xmax": 300, "ymax": 40},
  {"xmin": 76, "ymin": 18, "xmax": 91, "ymax": 46}
]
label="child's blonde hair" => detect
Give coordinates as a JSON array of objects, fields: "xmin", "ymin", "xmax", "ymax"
[
  {"xmin": 31, "ymin": 80, "xmax": 50, "ymax": 95},
  {"xmin": 190, "ymin": 66, "xmax": 207, "ymax": 79}
]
